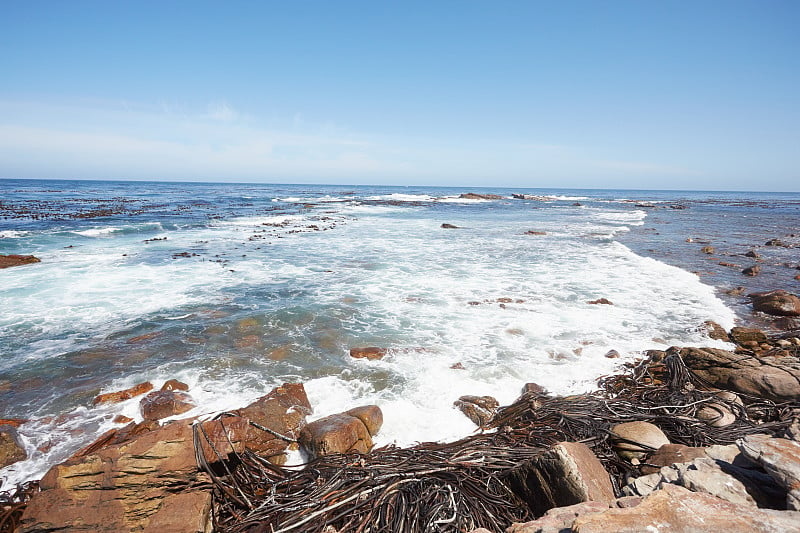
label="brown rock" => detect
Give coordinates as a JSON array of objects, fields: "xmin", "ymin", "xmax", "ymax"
[
  {"xmin": 504, "ymin": 441, "xmax": 615, "ymax": 517},
  {"xmin": 573, "ymin": 484, "xmax": 800, "ymax": 533},
  {"xmin": 140, "ymin": 390, "xmax": 196, "ymax": 421},
  {"xmin": 701, "ymin": 245, "xmax": 715, "ymax": 254},
  {"xmin": 745, "ymin": 250, "xmax": 762, "ymax": 258},
  {"xmin": 0, "ymin": 424, "xmax": 27, "ymax": 468},
  {"xmin": 349, "ymin": 346, "xmax": 387, "ymax": 360},
  {"xmin": 525, "ymin": 230, "xmax": 547, "ymax": 235},
  {"xmin": 161, "ymin": 379, "xmax": 190, "ymax": 392},
  {"xmin": 454, "ymin": 395, "xmax": 499, "ymax": 426},
  {"xmin": 460, "ymin": 193, "xmax": 503, "ymax": 200},
  {"xmin": 195, "ymin": 416, "xmax": 249, "ymax": 464},
  {"xmin": 507, "ymin": 501, "xmax": 610, "ymax": 533},
  {"xmin": 234, "ymin": 383, "xmax": 312, "ymax": 458},
  {"xmin": 93, "ymin": 381, "xmax": 154, "ymax": 405},
  {"xmin": 739, "ymin": 435, "xmax": 800, "ymax": 511},
  {"xmin": 610, "ymin": 421, "xmax": 670, "ymax": 461},
  {"xmin": 697, "ymin": 402, "xmax": 736, "ymax": 427},
  {"xmin": 19, "ymin": 419, "xmax": 210, "ymax": 532},
  {"xmin": 587, "ymin": 298, "xmax": 613, "ymax": 305},
  {"xmin": 729, "ymin": 326, "xmax": 768, "ymax": 344},
  {"xmin": 441, "ymin": 223, "xmax": 460, "ymax": 229},
  {"xmin": 701, "ymin": 320, "xmax": 730, "ymax": 341},
  {"xmin": 743, "ymin": 264, "xmax": 762, "ymax": 276},
  {"xmin": 0, "ymin": 417, "xmax": 27, "ymax": 427},
  {"xmin": 113, "ymin": 415, "xmax": 133, "ymax": 424},
  {"xmin": 0, "ymin": 254, "xmax": 40, "ymax": 269},
  {"xmin": 299, "ymin": 412, "xmax": 373, "ymax": 459},
  {"xmin": 679, "ymin": 347, "xmax": 800, "ymax": 402},
  {"xmin": 750, "ymin": 290, "xmax": 800, "ymax": 317},
  {"xmin": 345, "ymin": 405, "xmax": 383, "ymax": 436},
  {"xmin": 141, "ymin": 490, "xmax": 212, "ymax": 533}
]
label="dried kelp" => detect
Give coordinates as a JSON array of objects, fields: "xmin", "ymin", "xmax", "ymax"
[{"xmin": 0, "ymin": 481, "xmax": 38, "ymax": 533}]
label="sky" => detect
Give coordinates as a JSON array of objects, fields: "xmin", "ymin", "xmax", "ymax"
[{"xmin": 1, "ymin": 1, "xmax": 798, "ymax": 191}]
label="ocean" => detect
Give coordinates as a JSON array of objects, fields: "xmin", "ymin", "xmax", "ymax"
[{"xmin": 1, "ymin": 179, "xmax": 799, "ymax": 488}]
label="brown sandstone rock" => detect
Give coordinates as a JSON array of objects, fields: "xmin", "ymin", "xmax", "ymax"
[
  {"xmin": 234, "ymin": 383, "xmax": 312, "ymax": 459},
  {"xmin": 729, "ymin": 326, "xmax": 768, "ymax": 345},
  {"xmin": 195, "ymin": 416, "xmax": 249, "ymax": 463},
  {"xmin": 610, "ymin": 421, "xmax": 670, "ymax": 461},
  {"xmin": 349, "ymin": 346, "xmax": 387, "ymax": 360},
  {"xmin": 573, "ymin": 484, "xmax": 800, "ymax": 533},
  {"xmin": 679, "ymin": 347, "xmax": 800, "ymax": 402},
  {"xmin": 19, "ymin": 419, "xmax": 210, "ymax": 532},
  {"xmin": 93, "ymin": 381, "xmax": 154, "ymax": 405},
  {"xmin": 299, "ymin": 411, "xmax": 375, "ymax": 459},
  {"xmin": 743, "ymin": 264, "xmax": 762, "ymax": 276},
  {"xmin": 507, "ymin": 501, "xmax": 610, "ymax": 533},
  {"xmin": 140, "ymin": 390, "xmax": 196, "ymax": 421},
  {"xmin": 640, "ymin": 444, "xmax": 707, "ymax": 474},
  {"xmin": 750, "ymin": 290, "xmax": 800, "ymax": 317},
  {"xmin": 454, "ymin": 395, "xmax": 499, "ymax": 426},
  {"xmin": 587, "ymin": 298, "xmax": 613, "ymax": 305},
  {"xmin": 141, "ymin": 490, "xmax": 212, "ymax": 533},
  {"xmin": 504, "ymin": 441, "xmax": 615, "ymax": 517},
  {"xmin": 161, "ymin": 378, "xmax": 190, "ymax": 391},
  {"xmin": 0, "ymin": 254, "xmax": 40, "ymax": 269},
  {"xmin": 701, "ymin": 245, "xmax": 715, "ymax": 254},
  {"xmin": 739, "ymin": 435, "xmax": 800, "ymax": 511},
  {"xmin": 0, "ymin": 424, "xmax": 27, "ymax": 468},
  {"xmin": 701, "ymin": 320, "xmax": 730, "ymax": 341},
  {"xmin": 346, "ymin": 405, "xmax": 383, "ymax": 436}
]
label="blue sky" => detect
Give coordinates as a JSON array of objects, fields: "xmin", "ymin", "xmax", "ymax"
[{"xmin": 1, "ymin": 1, "xmax": 798, "ymax": 190}]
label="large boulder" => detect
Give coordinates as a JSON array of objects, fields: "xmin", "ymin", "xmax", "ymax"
[
  {"xmin": 678, "ymin": 347, "xmax": 800, "ymax": 402},
  {"xmin": 573, "ymin": 484, "xmax": 800, "ymax": 533},
  {"xmin": 0, "ymin": 424, "xmax": 27, "ymax": 468},
  {"xmin": 739, "ymin": 435, "xmax": 800, "ymax": 511},
  {"xmin": 504, "ymin": 441, "xmax": 615, "ymax": 517},
  {"xmin": 750, "ymin": 290, "xmax": 800, "ymax": 317},
  {"xmin": 610, "ymin": 421, "xmax": 670, "ymax": 461},
  {"xmin": 140, "ymin": 390, "xmax": 196, "ymax": 421},
  {"xmin": 0, "ymin": 254, "xmax": 40, "ymax": 269},
  {"xmin": 728, "ymin": 327, "xmax": 767, "ymax": 345},
  {"xmin": 19, "ymin": 418, "xmax": 211, "ymax": 532},
  {"xmin": 233, "ymin": 382, "xmax": 312, "ymax": 461},
  {"xmin": 298, "ymin": 406, "xmax": 383, "ymax": 459}
]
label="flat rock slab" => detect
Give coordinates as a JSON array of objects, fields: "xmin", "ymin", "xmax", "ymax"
[{"xmin": 739, "ymin": 435, "xmax": 800, "ymax": 511}]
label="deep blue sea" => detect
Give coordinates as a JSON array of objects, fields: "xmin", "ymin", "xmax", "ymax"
[{"xmin": 1, "ymin": 179, "xmax": 799, "ymax": 487}]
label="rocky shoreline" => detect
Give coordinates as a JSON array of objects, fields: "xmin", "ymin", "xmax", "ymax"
[{"xmin": 1, "ymin": 317, "xmax": 799, "ymax": 532}]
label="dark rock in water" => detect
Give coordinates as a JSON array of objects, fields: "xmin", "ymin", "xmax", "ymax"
[
  {"xmin": 0, "ymin": 254, "xmax": 40, "ymax": 269},
  {"xmin": 524, "ymin": 230, "xmax": 547, "ymax": 235},
  {"xmin": 0, "ymin": 424, "xmax": 27, "ymax": 468},
  {"xmin": 350, "ymin": 346, "xmax": 387, "ymax": 360},
  {"xmin": 701, "ymin": 320, "xmax": 730, "ymax": 341},
  {"xmin": 725, "ymin": 286, "xmax": 747, "ymax": 296},
  {"xmin": 679, "ymin": 346, "xmax": 800, "ymax": 402},
  {"xmin": 161, "ymin": 378, "xmax": 190, "ymax": 392},
  {"xmin": 745, "ymin": 250, "xmax": 762, "ymax": 259},
  {"xmin": 604, "ymin": 350, "xmax": 620, "ymax": 359},
  {"xmin": 743, "ymin": 264, "xmax": 761, "ymax": 276},
  {"xmin": 459, "ymin": 193, "xmax": 503, "ymax": 200},
  {"xmin": 140, "ymin": 390, "xmax": 196, "ymax": 421},
  {"xmin": 299, "ymin": 406, "xmax": 382, "ymax": 459},
  {"xmin": 93, "ymin": 381, "xmax": 154, "ymax": 405},
  {"xmin": 573, "ymin": 202, "xmax": 583, "ymax": 206},
  {"xmin": 441, "ymin": 223, "xmax": 460, "ymax": 229},
  {"xmin": 522, "ymin": 382, "xmax": 549, "ymax": 396},
  {"xmin": 504, "ymin": 441, "xmax": 615, "ymax": 517},
  {"xmin": 750, "ymin": 290, "xmax": 800, "ymax": 317},
  {"xmin": 766, "ymin": 238, "xmax": 787, "ymax": 247},
  {"xmin": 20, "ymin": 418, "xmax": 213, "ymax": 533},
  {"xmin": 729, "ymin": 326, "xmax": 767, "ymax": 344},
  {"xmin": 454, "ymin": 395, "xmax": 499, "ymax": 426},
  {"xmin": 588, "ymin": 298, "xmax": 613, "ymax": 305},
  {"xmin": 701, "ymin": 246, "xmax": 715, "ymax": 254},
  {"xmin": 234, "ymin": 383, "xmax": 312, "ymax": 460}
]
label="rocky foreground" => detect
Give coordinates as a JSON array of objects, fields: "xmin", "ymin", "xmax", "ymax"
[{"xmin": 1, "ymin": 320, "xmax": 799, "ymax": 532}]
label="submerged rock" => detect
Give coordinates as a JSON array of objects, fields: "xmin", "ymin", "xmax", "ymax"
[{"xmin": 349, "ymin": 346, "xmax": 387, "ymax": 360}]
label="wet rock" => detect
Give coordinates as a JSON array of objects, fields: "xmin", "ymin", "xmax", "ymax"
[
  {"xmin": 701, "ymin": 320, "xmax": 729, "ymax": 341},
  {"xmin": 679, "ymin": 346, "xmax": 800, "ymax": 402},
  {"xmin": 745, "ymin": 250, "xmax": 762, "ymax": 259},
  {"xmin": 0, "ymin": 417, "xmax": 27, "ymax": 427},
  {"xmin": 460, "ymin": 193, "xmax": 503, "ymax": 200},
  {"xmin": 524, "ymin": 230, "xmax": 547, "ymax": 235},
  {"xmin": 739, "ymin": 435, "xmax": 800, "ymax": 510},
  {"xmin": 575, "ymin": 484, "xmax": 800, "ymax": 533},
  {"xmin": 0, "ymin": 424, "xmax": 27, "ymax": 468},
  {"xmin": 113, "ymin": 415, "xmax": 133, "ymax": 424},
  {"xmin": 729, "ymin": 326, "xmax": 768, "ymax": 345},
  {"xmin": 750, "ymin": 290, "xmax": 800, "ymax": 317},
  {"xmin": 765, "ymin": 238, "xmax": 787, "ymax": 247},
  {"xmin": 0, "ymin": 254, "xmax": 40, "ymax": 269},
  {"xmin": 299, "ymin": 407, "xmax": 382, "ymax": 459},
  {"xmin": 93, "ymin": 381, "xmax": 154, "ymax": 405},
  {"xmin": 349, "ymin": 346, "xmax": 387, "ymax": 360},
  {"xmin": 234, "ymin": 383, "xmax": 312, "ymax": 459},
  {"xmin": 640, "ymin": 444, "xmax": 707, "ymax": 475},
  {"xmin": 454, "ymin": 395, "xmax": 499, "ymax": 426},
  {"xmin": 587, "ymin": 298, "xmax": 613, "ymax": 305},
  {"xmin": 195, "ymin": 416, "xmax": 249, "ymax": 463},
  {"xmin": 604, "ymin": 350, "xmax": 620, "ymax": 359},
  {"xmin": 441, "ymin": 223, "xmax": 460, "ymax": 229},
  {"xmin": 346, "ymin": 405, "xmax": 383, "ymax": 436},
  {"xmin": 19, "ymin": 419, "xmax": 211, "ymax": 532},
  {"xmin": 505, "ymin": 441, "xmax": 615, "ymax": 517},
  {"xmin": 140, "ymin": 390, "xmax": 196, "ymax": 421},
  {"xmin": 522, "ymin": 382, "xmax": 549, "ymax": 396},
  {"xmin": 743, "ymin": 264, "xmax": 762, "ymax": 276},
  {"xmin": 701, "ymin": 246, "xmax": 715, "ymax": 254},
  {"xmin": 610, "ymin": 421, "xmax": 670, "ymax": 461},
  {"xmin": 725, "ymin": 286, "xmax": 747, "ymax": 296},
  {"xmin": 161, "ymin": 379, "xmax": 190, "ymax": 392}
]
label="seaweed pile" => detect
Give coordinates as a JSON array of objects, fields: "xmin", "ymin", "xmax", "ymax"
[
  {"xmin": 201, "ymin": 350, "xmax": 798, "ymax": 532},
  {"xmin": 0, "ymin": 481, "xmax": 38, "ymax": 533}
]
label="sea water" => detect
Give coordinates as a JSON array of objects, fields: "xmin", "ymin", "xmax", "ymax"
[{"xmin": 1, "ymin": 179, "xmax": 798, "ymax": 488}]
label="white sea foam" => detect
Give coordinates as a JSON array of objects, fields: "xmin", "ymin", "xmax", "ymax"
[
  {"xmin": 0, "ymin": 230, "xmax": 28, "ymax": 238},
  {"xmin": 74, "ymin": 226, "xmax": 121, "ymax": 237}
]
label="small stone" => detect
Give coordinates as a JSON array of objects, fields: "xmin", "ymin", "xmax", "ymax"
[
  {"xmin": 605, "ymin": 350, "xmax": 620, "ymax": 358},
  {"xmin": 697, "ymin": 403, "xmax": 736, "ymax": 427},
  {"xmin": 441, "ymin": 223, "xmax": 460, "ymax": 229},
  {"xmin": 349, "ymin": 347, "xmax": 387, "ymax": 360},
  {"xmin": 160, "ymin": 379, "xmax": 189, "ymax": 392},
  {"xmin": 701, "ymin": 245, "xmax": 715, "ymax": 254},
  {"xmin": 588, "ymin": 298, "xmax": 614, "ymax": 305},
  {"xmin": 701, "ymin": 320, "xmax": 729, "ymax": 341},
  {"xmin": 742, "ymin": 264, "xmax": 761, "ymax": 276},
  {"xmin": 93, "ymin": 381, "xmax": 154, "ymax": 405},
  {"xmin": 0, "ymin": 424, "xmax": 27, "ymax": 468},
  {"xmin": 744, "ymin": 250, "xmax": 761, "ymax": 258},
  {"xmin": 113, "ymin": 415, "xmax": 133, "ymax": 424},
  {"xmin": 140, "ymin": 390, "xmax": 196, "ymax": 421}
]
